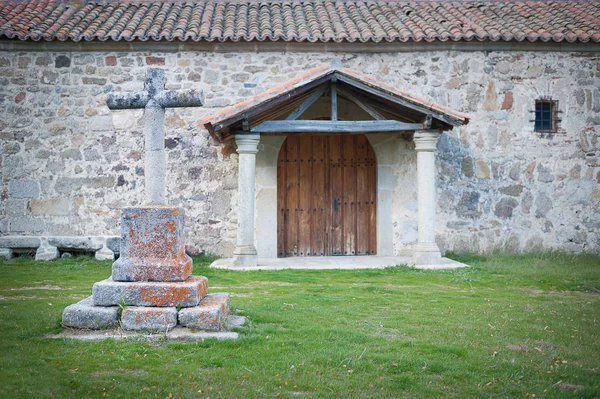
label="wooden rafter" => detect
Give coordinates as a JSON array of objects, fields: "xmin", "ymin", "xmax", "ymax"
[
  {"xmin": 285, "ymin": 85, "xmax": 329, "ymax": 121},
  {"xmin": 337, "ymin": 86, "xmax": 385, "ymax": 120}
]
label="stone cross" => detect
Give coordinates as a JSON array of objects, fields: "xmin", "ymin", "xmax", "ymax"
[{"xmin": 106, "ymin": 68, "xmax": 204, "ymax": 205}]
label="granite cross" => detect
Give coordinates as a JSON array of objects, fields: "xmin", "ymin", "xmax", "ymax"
[{"xmin": 106, "ymin": 68, "xmax": 204, "ymax": 205}]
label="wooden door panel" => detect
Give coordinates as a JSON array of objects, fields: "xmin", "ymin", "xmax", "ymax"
[
  {"xmin": 356, "ymin": 135, "xmax": 370, "ymax": 255},
  {"xmin": 285, "ymin": 136, "xmax": 299, "ymax": 256},
  {"xmin": 278, "ymin": 134, "xmax": 376, "ymax": 257},
  {"xmin": 328, "ymin": 135, "xmax": 343, "ymax": 256},
  {"xmin": 311, "ymin": 136, "xmax": 326, "ymax": 256},
  {"xmin": 298, "ymin": 137, "xmax": 312, "ymax": 257},
  {"xmin": 342, "ymin": 136, "xmax": 357, "ymax": 255}
]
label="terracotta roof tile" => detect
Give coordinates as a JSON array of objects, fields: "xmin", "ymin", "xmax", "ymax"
[{"xmin": 1, "ymin": 0, "xmax": 598, "ymax": 44}]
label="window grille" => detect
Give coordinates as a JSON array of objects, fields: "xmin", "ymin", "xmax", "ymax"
[{"xmin": 534, "ymin": 99, "xmax": 559, "ymax": 133}]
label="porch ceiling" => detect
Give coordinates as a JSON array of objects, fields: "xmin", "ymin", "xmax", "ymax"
[{"xmin": 199, "ymin": 61, "xmax": 470, "ymax": 142}]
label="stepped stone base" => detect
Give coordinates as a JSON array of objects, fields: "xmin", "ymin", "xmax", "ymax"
[
  {"xmin": 93, "ymin": 276, "xmax": 208, "ymax": 307},
  {"xmin": 112, "ymin": 207, "xmax": 192, "ymax": 282},
  {"xmin": 61, "ymin": 207, "xmax": 236, "ymax": 334},
  {"xmin": 62, "ymin": 297, "xmax": 118, "ymax": 329},
  {"xmin": 61, "ymin": 290, "xmax": 232, "ymax": 332},
  {"xmin": 179, "ymin": 293, "xmax": 230, "ymax": 331}
]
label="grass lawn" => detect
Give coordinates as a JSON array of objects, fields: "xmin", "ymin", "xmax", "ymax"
[{"xmin": 0, "ymin": 253, "xmax": 599, "ymax": 398}]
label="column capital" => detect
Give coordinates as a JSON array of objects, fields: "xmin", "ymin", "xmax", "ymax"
[
  {"xmin": 235, "ymin": 133, "xmax": 260, "ymax": 154},
  {"xmin": 413, "ymin": 130, "xmax": 442, "ymax": 152}
]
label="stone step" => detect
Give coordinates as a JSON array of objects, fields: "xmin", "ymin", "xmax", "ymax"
[
  {"xmin": 178, "ymin": 293, "xmax": 230, "ymax": 331},
  {"xmin": 93, "ymin": 275, "xmax": 208, "ymax": 307},
  {"xmin": 62, "ymin": 296, "xmax": 118, "ymax": 330},
  {"xmin": 121, "ymin": 306, "xmax": 178, "ymax": 331}
]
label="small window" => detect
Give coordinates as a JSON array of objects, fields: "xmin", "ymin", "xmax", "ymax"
[{"xmin": 534, "ymin": 99, "xmax": 558, "ymax": 133}]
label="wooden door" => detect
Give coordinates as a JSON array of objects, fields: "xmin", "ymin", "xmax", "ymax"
[{"xmin": 277, "ymin": 135, "xmax": 376, "ymax": 257}]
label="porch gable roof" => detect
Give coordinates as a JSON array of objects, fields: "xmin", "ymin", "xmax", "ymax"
[{"xmin": 199, "ymin": 62, "xmax": 470, "ymax": 142}]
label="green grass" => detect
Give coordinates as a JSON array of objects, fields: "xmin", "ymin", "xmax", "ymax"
[{"xmin": 0, "ymin": 253, "xmax": 599, "ymax": 398}]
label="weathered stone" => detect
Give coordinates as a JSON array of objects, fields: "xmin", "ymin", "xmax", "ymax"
[
  {"xmin": 178, "ymin": 293, "xmax": 230, "ymax": 331},
  {"xmin": 47, "ymin": 236, "xmax": 104, "ymax": 250},
  {"xmin": 0, "ymin": 248, "xmax": 14, "ymax": 260},
  {"xmin": 5, "ymin": 199, "xmax": 26, "ymax": 216},
  {"xmin": 499, "ymin": 185, "xmax": 523, "ymax": 196},
  {"xmin": 30, "ymin": 198, "xmax": 70, "ymax": 216},
  {"xmin": 82, "ymin": 77, "xmax": 107, "ymax": 85},
  {"xmin": 501, "ymin": 91, "xmax": 513, "ymax": 110},
  {"xmin": 92, "ymin": 276, "xmax": 208, "ymax": 307},
  {"xmin": 55, "ymin": 55, "xmax": 71, "ymax": 68},
  {"xmin": 475, "ymin": 160, "xmax": 490, "ymax": 180},
  {"xmin": 121, "ymin": 306, "xmax": 178, "ymax": 331},
  {"xmin": 35, "ymin": 237, "xmax": 59, "ymax": 261},
  {"xmin": 106, "ymin": 236, "xmax": 121, "ymax": 254},
  {"xmin": 456, "ymin": 192, "xmax": 480, "ymax": 218},
  {"xmin": 104, "ymin": 56, "xmax": 117, "ymax": 66},
  {"xmin": 570, "ymin": 164, "xmax": 581, "ymax": 179},
  {"xmin": 495, "ymin": 198, "xmax": 518, "ymax": 219},
  {"xmin": 535, "ymin": 192, "xmax": 553, "ymax": 218},
  {"xmin": 146, "ymin": 57, "xmax": 165, "ymax": 66},
  {"xmin": 8, "ymin": 179, "xmax": 40, "ymax": 198},
  {"xmin": 62, "ymin": 297, "xmax": 118, "ymax": 330},
  {"xmin": 482, "ymin": 80, "xmax": 497, "ymax": 111},
  {"xmin": 204, "ymin": 70, "xmax": 219, "ymax": 84},
  {"xmin": 537, "ymin": 164, "xmax": 555, "ymax": 183},
  {"xmin": 14, "ymin": 91, "xmax": 26, "ymax": 104},
  {"xmin": 0, "ymin": 236, "xmax": 41, "ymax": 248},
  {"xmin": 112, "ymin": 207, "xmax": 193, "ymax": 282},
  {"xmin": 61, "ymin": 252, "xmax": 73, "ymax": 259},
  {"xmin": 461, "ymin": 156, "xmax": 473, "ymax": 177},
  {"xmin": 509, "ymin": 163, "xmax": 520, "ymax": 181},
  {"xmin": 188, "ymin": 71, "xmax": 202, "ymax": 82}
]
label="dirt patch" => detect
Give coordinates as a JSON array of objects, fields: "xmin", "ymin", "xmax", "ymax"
[
  {"xmin": 91, "ymin": 369, "xmax": 148, "ymax": 377},
  {"xmin": 557, "ymin": 383, "xmax": 584, "ymax": 391},
  {"xmin": 0, "ymin": 295, "xmax": 38, "ymax": 301},
  {"xmin": 7, "ymin": 285, "xmax": 63, "ymax": 291},
  {"xmin": 507, "ymin": 344, "xmax": 529, "ymax": 351}
]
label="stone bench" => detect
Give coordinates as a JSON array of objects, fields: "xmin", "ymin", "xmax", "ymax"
[{"xmin": 0, "ymin": 236, "xmax": 120, "ymax": 261}]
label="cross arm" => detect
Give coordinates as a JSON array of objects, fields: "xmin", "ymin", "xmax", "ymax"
[
  {"xmin": 106, "ymin": 91, "xmax": 150, "ymax": 110},
  {"xmin": 155, "ymin": 89, "xmax": 204, "ymax": 108}
]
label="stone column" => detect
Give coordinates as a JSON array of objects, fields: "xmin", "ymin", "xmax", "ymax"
[
  {"xmin": 232, "ymin": 133, "xmax": 260, "ymax": 267},
  {"xmin": 413, "ymin": 130, "xmax": 442, "ymax": 265}
]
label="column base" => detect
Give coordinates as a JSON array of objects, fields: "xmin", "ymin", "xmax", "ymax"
[
  {"xmin": 413, "ymin": 243, "xmax": 442, "ymax": 266},
  {"xmin": 231, "ymin": 245, "xmax": 258, "ymax": 267}
]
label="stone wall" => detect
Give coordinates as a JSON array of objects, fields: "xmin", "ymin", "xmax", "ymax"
[{"xmin": 0, "ymin": 49, "xmax": 598, "ymax": 255}]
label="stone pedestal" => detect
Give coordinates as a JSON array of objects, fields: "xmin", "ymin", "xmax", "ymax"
[
  {"xmin": 62, "ymin": 207, "xmax": 235, "ymax": 333},
  {"xmin": 413, "ymin": 131, "xmax": 442, "ymax": 266},
  {"xmin": 112, "ymin": 207, "xmax": 193, "ymax": 282}
]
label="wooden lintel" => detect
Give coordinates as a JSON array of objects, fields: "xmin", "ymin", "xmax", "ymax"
[
  {"xmin": 333, "ymin": 73, "xmax": 459, "ymax": 128},
  {"xmin": 337, "ymin": 87, "xmax": 385, "ymax": 120},
  {"xmin": 250, "ymin": 120, "xmax": 423, "ymax": 133},
  {"xmin": 285, "ymin": 85, "xmax": 328, "ymax": 121}
]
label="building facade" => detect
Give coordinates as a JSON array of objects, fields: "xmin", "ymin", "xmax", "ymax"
[{"xmin": 0, "ymin": 1, "xmax": 599, "ymax": 258}]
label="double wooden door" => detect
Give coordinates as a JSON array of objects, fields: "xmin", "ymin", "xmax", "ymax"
[{"xmin": 277, "ymin": 135, "xmax": 377, "ymax": 257}]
